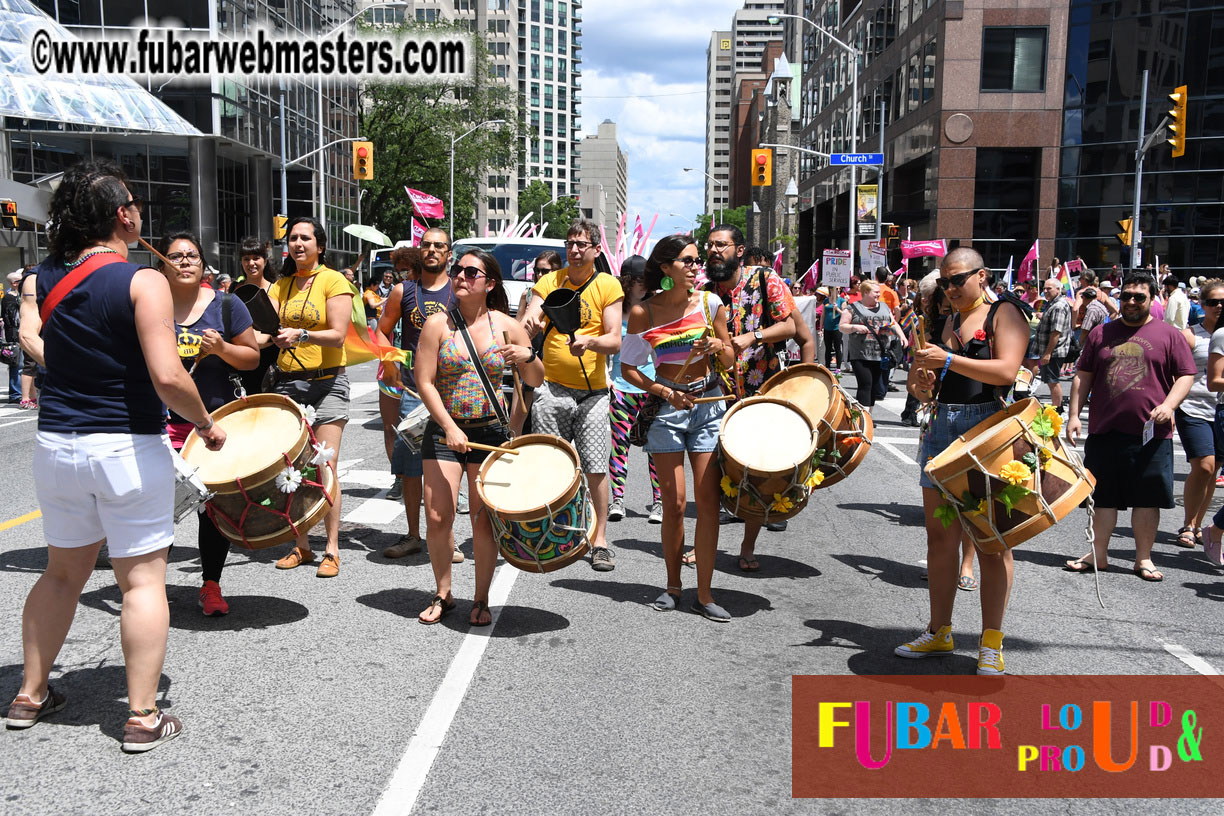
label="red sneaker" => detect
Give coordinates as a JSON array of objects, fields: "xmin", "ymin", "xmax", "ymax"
[{"xmin": 198, "ymin": 581, "xmax": 229, "ymax": 616}]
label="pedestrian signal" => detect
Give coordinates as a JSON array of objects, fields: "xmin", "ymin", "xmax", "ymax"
[
  {"xmin": 1116, "ymin": 217, "xmax": 1133, "ymax": 247},
  {"xmin": 353, "ymin": 141, "xmax": 374, "ymax": 180},
  {"xmin": 274, "ymin": 214, "xmax": 288, "ymax": 241},
  {"xmin": 1168, "ymin": 85, "xmax": 1187, "ymax": 158},
  {"xmin": 751, "ymin": 149, "xmax": 772, "ymax": 187},
  {"xmin": 1, "ymin": 199, "xmax": 17, "ymax": 229}
]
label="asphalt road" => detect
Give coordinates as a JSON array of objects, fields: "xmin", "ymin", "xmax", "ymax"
[{"xmin": 1, "ymin": 365, "xmax": 1221, "ymax": 816}]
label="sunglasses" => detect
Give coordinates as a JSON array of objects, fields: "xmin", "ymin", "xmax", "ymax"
[
  {"xmin": 670, "ymin": 256, "xmax": 700, "ymax": 267},
  {"xmin": 124, "ymin": 197, "xmax": 145, "ymax": 215},
  {"xmin": 420, "ymin": 241, "xmax": 449, "ymax": 250},
  {"xmin": 1205, "ymin": 298, "xmax": 1224, "ymax": 308},
  {"xmin": 936, "ymin": 270, "xmax": 977, "ymax": 290},
  {"xmin": 1118, "ymin": 292, "xmax": 1149, "ymax": 303},
  {"xmin": 449, "ymin": 264, "xmax": 486, "ymax": 281}
]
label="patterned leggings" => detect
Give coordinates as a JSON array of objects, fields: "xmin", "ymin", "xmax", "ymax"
[{"xmin": 609, "ymin": 387, "xmax": 661, "ymax": 502}]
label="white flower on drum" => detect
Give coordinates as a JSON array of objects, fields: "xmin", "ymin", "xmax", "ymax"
[
  {"xmin": 301, "ymin": 404, "xmax": 318, "ymax": 426},
  {"xmin": 275, "ymin": 466, "xmax": 303, "ymax": 493},
  {"xmin": 311, "ymin": 441, "xmax": 335, "ymax": 466}
]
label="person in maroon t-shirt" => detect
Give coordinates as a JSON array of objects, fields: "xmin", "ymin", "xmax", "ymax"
[{"xmin": 1064, "ymin": 272, "xmax": 1196, "ymax": 581}]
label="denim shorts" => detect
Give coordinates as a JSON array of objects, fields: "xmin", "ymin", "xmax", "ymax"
[
  {"xmin": 390, "ymin": 391, "xmax": 425, "ymax": 478},
  {"xmin": 917, "ymin": 401, "xmax": 1000, "ymax": 489},
  {"xmin": 644, "ymin": 375, "xmax": 726, "ymax": 455}
]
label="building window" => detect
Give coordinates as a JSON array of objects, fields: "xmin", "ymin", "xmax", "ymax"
[{"xmin": 981, "ymin": 28, "xmax": 1047, "ymax": 92}]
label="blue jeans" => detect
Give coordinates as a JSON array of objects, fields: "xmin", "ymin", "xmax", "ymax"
[
  {"xmin": 8, "ymin": 347, "xmax": 22, "ymax": 401},
  {"xmin": 390, "ymin": 391, "xmax": 425, "ymax": 478}
]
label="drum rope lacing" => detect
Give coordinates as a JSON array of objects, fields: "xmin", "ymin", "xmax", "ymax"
[
  {"xmin": 205, "ymin": 415, "xmax": 336, "ymax": 549},
  {"xmin": 479, "ymin": 470, "xmax": 592, "ymax": 571}
]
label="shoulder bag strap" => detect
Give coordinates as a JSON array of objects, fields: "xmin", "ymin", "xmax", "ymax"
[
  {"xmin": 450, "ymin": 307, "xmax": 510, "ymax": 429},
  {"xmin": 222, "ymin": 291, "xmax": 234, "ymax": 339},
  {"xmin": 853, "ymin": 302, "xmax": 893, "ymax": 350},
  {"xmin": 38, "ymin": 254, "xmax": 123, "ymax": 332}
]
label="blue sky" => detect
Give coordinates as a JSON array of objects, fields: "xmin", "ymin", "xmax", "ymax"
[{"xmin": 580, "ymin": 0, "xmax": 745, "ymax": 241}]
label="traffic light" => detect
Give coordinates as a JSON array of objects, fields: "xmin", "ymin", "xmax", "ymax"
[
  {"xmin": 887, "ymin": 224, "xmax": 901, "ymax": 250},
  {"xmin": 1168, "ymin": 84, "xmax": 1187, "ymax": 158},
  {"xmin": 751, "ymin": 148, "xmax": 772, "ymax": 187},
  {"xmin": 1116, "ymin": 217, "xmax": 1133, "ymax": 246},
  {"xmin": 352, "ymin": 140, "xmax": 373, "ymax": 180},
  {"xmin": 0, "ymin": 199, "xmax": 16, "ymax": 229},
  {"xmin": 274, "ymin": 214, "xmax": 288, "ymax": 241}
]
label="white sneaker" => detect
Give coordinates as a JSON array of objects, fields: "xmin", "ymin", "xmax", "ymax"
[
  {"xmin": 608, "ymin": 498, "xmax": 625, "ymax": 521},
  {"xmin": 456, "ymin": 490, "xmax": 469, "ymax": 514},
  {"xmin": 647, "ymin": 502, "xmax": 663, "ymax": 524}
]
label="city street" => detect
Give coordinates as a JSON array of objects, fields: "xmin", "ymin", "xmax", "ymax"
[{"xmin": 1, "ymin": 363, "xmax": 1222, "ymax": 816}]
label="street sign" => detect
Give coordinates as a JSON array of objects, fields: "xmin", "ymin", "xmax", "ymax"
[{"xmin": 831, "ymin": 153, "xmax": 884, "ymax": 166}]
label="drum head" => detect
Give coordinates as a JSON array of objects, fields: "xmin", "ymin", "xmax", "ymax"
[
  {"xmin": 181, "ymin": 394, "xmax": 306, "ymax": 487},
  {"xmin": 479, "ymin": 435, "xmax": 580, "ymax": 514},
  {"xmin": 759, "ymin": 363, "xmax": 839, "ymax": 429},
  {"xmin": 721, "ymin": 399, "xmax": 812, "ymax": 472}
]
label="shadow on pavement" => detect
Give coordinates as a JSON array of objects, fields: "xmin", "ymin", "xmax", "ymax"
[
  {"xmin": 826, "ymin": 552, "xmax": 923, "ymax": 588},
  {"xmin": 835, "ymin": 501, "xmax": 925, "ymax": 526},
  {"xmin": 549, "ymin": 577, "xmax": 774, "ymax": 618},
  {"xmin": 356, "ymin": 587, "xmax": 570, "ymax": 637},
  {"xmin": 0, "ymin": 662, "xmax": 174, "ymax": 743},
  {"xmin": 1182, "ymin": 580, "xmax": 1224, "ymax": 602},
  {"xmin": 799, "ymin": 619, "xmax": 1044, "ymax": 677},
  {"xmin": 168, "ymin": 592, "xmax": 309, "ymax": 631}
]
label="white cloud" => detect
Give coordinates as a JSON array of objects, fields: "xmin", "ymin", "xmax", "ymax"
[{"xmin": 579, "ymin": 0, "xmax": 745, "ymax": 239}]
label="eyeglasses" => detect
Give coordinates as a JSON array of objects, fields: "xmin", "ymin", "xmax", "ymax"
[
  {"xmin": 1118, "ymin": 292, "xmax": 1149, "ymax": 303},
  {"xmin": 449, "ymin": 264, "xmax": 486, "ymax": 280},
  {"xmin": 935, "ymin": 271, "xmax": 976, "ymax": 290},
  {"xmin": 704, "ymin": 241, "xmax": 734, "ymax": 251},
  {"xmin": 420, "ymin": 240, "xmax": 449, "ymax": 250},
  {"xmin": 533, "ymin": 266, "xmax": 552, "ymax": 274},
  {"xmin": 1205, "ymin": 298, "xmax": 1224, "ymax": 308},
  {"xmin": 565, "ymin": 240, "xmax": 596, "ymax": 252},
  {"xmin": 124, "ymin": 197, "xmax": 145, "ymax": 215},
  {"xmin": 166, "ymin": 251, "xmax": 201, "ymax": 264},
  {"xmin": 670, "ymin": 256, "xmax": 700, "ymax": 267}
]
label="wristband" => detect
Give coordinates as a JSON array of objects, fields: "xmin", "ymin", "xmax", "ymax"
[
  {"xmin": 196, "ymin": 417, "xmax": 214, "ymax": 433},
  {"xmin": 939, "ymin": 355, "xmax": 953, "ymax": 380},
  {"xmin": 526, "ymin": 348, "xmax": 538, "ymax": 363}
]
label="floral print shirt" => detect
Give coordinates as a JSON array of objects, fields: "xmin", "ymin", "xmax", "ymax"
[{"xmin": 713, "ymin": 265, "xmax": 796, "ymax": 395}]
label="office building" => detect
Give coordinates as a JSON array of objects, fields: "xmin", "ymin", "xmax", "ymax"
[
  {"xmin": 704, "ymin": 30, "xmax": 734, "ymax": 219},
  {"xmin": 577, "ymin": 120, "xmax": 627, "ymax": 241}
]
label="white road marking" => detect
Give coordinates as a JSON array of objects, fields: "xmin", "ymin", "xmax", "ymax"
[
  {"xmin": 350, "ymin": 381, "xmax": 380, "ymax": 401},
  {"xmin": 0, "ymin": 416, "xmax": 38, "ymax": 429},
  {"xmin": 341, "ymin": 469, "xmax": 396, "ymax": 490},
  {"xmin": 342, "ymin": 498, "xmax": 403, "ymax": 525},
  {"xmin": 872, "ymin": 436, "xmax": 919, "ymax": 444},
  {"xmin": 371, "ymin": 564, "xmax": 520, "ymax": 816},
  {"xmin": 877, "ymin": 440, "xmax": 917, "ymax": 465},
  {"xmin": 1160, "ymin": 643, "xmax": 1221, "ymax": 676}
]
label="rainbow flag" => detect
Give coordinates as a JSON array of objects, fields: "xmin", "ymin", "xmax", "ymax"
[{"xmin": 342, "ymin": 280, "xmax": 408, "ymax": 366}]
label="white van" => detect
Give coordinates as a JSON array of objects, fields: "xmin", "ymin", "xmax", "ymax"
[{"xmin": 449, "ymin": 237, "xmax": 568, "ymax": 316}]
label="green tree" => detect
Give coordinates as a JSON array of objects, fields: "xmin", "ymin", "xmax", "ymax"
[
  {"xmin": 693, "ymin": 205, "xmax": 748, "ymax": 252},
  {"xmin": 518, "ymin": 180, "xmax": 580, "ymax": 238},
  {"xmin": 359, "ymin": 22, "xmax": 517, "ymax": 242}
]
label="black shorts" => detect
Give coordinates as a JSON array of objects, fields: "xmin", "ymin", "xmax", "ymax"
[
  {"xmin": 1084, "ymin": 431, "xmax": 1174, "ymax": 510},
  {"xmin": 422, "ymin": 418, "xmax": 508, "ymax": 468},
  {"xmin": 1038, "ymin": 357, "xmax": 1065, "ymax": 384}
]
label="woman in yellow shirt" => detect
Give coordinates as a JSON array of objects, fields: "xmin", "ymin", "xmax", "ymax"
[{"xmin": 267, "ymin": 217, "xmax": 354, "ymax": 578}]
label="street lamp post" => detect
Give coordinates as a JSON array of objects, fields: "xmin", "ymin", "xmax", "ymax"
[
  {"xmin": 540, "ymin": 190, "xmax": 581, "ymax": 236},
  {"xmin": 768, "ymin": 13, "xmax": 860, "ymax": 275},
  {"xmin": 683, "ymin": 167, "xmax": 725, "ymax": 228},
  {"xmin": 450, "ymin": 119, "xmax": 507, "ymax": 238}
]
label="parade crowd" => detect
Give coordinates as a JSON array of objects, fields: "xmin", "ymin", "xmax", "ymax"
[{"xmin": 4, "ymin": 160, "xmax": 1222, "ymax": 754}]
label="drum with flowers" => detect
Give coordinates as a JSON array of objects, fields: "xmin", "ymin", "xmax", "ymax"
[
  {"xmin": 180, "ymin": 393, "xmax": 338, "ymax": 549},
  {"xmin": 923, "ymin": 398, "xmax": 1096, "ymax": 553},
  {"xmin": 717, "ymin": 396, "xmax": 820, "ymax": 523}
]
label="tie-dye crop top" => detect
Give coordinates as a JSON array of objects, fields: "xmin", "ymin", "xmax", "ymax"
[{"xmin": 620, "ymin": 291, "xmax": 723, "ymax": 368}]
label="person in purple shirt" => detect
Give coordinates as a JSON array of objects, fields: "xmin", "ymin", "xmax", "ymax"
[{"xmin": 1064, "ymin": 272, "xmax": 1196, "ymax": 581}]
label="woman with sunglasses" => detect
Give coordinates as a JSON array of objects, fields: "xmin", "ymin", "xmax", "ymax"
[
  {"xmin": 620, "ymin": 235, "xmax": 736, "ymax": 622},
  {"xmin": 1172, "ymin": 280, "xmax": 1224, "ymax": 554},
  {"xmin": 415, "ymin": 251, "xmax": 543, "ymax": 626},
  {"xmin": 158, "ymin": 233, "xmax": 260, "ymax": 615},
  {"xmin": 898, "ymin": 247, "xmax": 1029, "ymax": 676},
  {"xmin": 839, "ymin": 279, "xmax": 909, "ymax": 410},
  {"xmin": 267, "ymin": 217, "xmax": 354, "ymax": 579}
]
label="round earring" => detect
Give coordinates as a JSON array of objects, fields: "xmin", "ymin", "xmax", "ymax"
[{"xmin": 660, "ymin": 276, "xmax": 674, "ymax": 291}]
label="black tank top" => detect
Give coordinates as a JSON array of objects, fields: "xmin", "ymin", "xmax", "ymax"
[{"xmin": 938, "ymin": 302, "xmax": 1007, "ymax": 405}]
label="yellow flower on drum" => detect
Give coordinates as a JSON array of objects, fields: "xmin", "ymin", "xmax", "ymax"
[
  {"xmin": 805, "ymin": 470, "xmax": 826, "ymax": 490},
  {"xmin": 771, "ymin": 493, "xmax": 795, "ymax": 513},
  {"xmin": 968, "ymin": 498, "xmax": 989, "ymax": 516},
  {"xmin": 1042, "ymin": 406, "xmax": 1063, "ymax": 436},
  {"xmin": 999, "ymin": 460, "xmax": 1032, "ymax": 486},
  {"xmin": 1038, "ymin": 446, "xmax": 1053, "ymax": 464},
  {"xmin": 720, "ymin": 475, "xmax": 739, "ymax": 497}
]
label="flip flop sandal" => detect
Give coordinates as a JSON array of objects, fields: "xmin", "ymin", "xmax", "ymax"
[
  {"xmin": 957, "ymin": 575, "xmax": 978, "ymax": 591},
  {"xmin": 1134, "ymin": 565, "xmax": 1164, "ymax": 582},
  {"xmin": 1174, "ymin": 527, "xmax": 1198, "ymax": 548},
  {"xmin": 469, "ymin": 600, "xmax": 492, "ymax": 627},
  {"xmin": 1064, "ymin": 559, "xmax": 1107, "ymax": 573},
  {"xmin": 419, "ymin": 594, "xmax": 455, "ymax": 625},
  {"xmin": 738, "ymin": 556, "xmax": 760, "ymax": 572},
  {"xmin": 681, "ymin": 549, "xmax": 697, "ymax": 567}
]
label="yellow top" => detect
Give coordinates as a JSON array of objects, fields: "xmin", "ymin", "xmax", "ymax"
[
  {"xmin": 271, "ymin": 265, "xmax": 352, "ymax": 371},
  {"xmin": 532, "ymin": 268, "xmax": 624, "ymax": 390}
]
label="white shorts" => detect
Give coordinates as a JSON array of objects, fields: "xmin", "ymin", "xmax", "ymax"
[{"xmin": 34, "ymin": 431, "xmax": 175, "ymax": 558}]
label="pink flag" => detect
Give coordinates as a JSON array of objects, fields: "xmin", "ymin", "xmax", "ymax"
[
  {"xmin": 1017, "ymin": 240, "xmax": 1039, "ymax": 283},
  {"xmin": 411, "ymin": 218, "xmax": 426, "ymax": 247},
  {"xmin": 900, "ymin": 239, "xmax": 948, "ymax": 259},
  {"xmin": 773, "ymin": 246, "xmax": 784, "ymax": 274},
  {"xmin": 405, "ymin": 186, "xmax": 445, "ymax": 219},
  {"xmin": 802, "ymin": 259, "xmax": 820, "ymax": 290}
]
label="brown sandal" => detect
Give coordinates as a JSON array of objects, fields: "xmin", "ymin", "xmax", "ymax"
[
  {"xmin": 419, "ymin": 594, "xmax": 455, "ymax": 625},
  {"xmin": 469, "ymin": 600, "xmax": 492, "ymax": 627},
  {"xmin": 275, "ymin": 547, "xmax": 315, "ymax": 570}
]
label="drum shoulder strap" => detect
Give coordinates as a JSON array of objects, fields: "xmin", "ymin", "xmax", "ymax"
[
  {"xmin": 221, "ymin": 291, "xmax": 234, "ymax": 339},
  {"xmin": 543, "ymin": 271, "xmax": 599, "ymax": 341}
]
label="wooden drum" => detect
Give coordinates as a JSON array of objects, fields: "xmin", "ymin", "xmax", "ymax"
[
  {"xmin": 923, "ymin": 397, "xmax": 1096, "ymax": 553},
  {"xmin": 181, "ymin": 393, "xmax": 338, "ymax": 549},
  {"xmin": 759, "ymin": 363, "xmax": 844, "ymax": 451},
  {"xmin": 717, "ymin": 396, "xmax": 819, "ymax": 523},
  {"xmin": 811, "ymin": 386, "xmax": 875, "ymax": 489},
  {"xmin": 476, "ymin": 434, "xmax": 594, "ymax": 573}
]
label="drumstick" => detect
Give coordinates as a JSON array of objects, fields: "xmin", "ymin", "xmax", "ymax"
[
  {"xmin": 914, "ymin": 315, "xmax": 928, "ymax": 350},
  {"xmin": 504, "ymin": 331, "xmax": 524, "ymax": 407},
  {"xmin": 138, "ymin": 236, "xmax": 176, "ymax": 268},
  {"xmin": 673, "ymin": 327, "xmax": 711, "ymax": 382},
  {"xmin": 690, "ymin": 394, "xmax": 736, "ymax": 404},
  {"xmin": 465, "ymin": 441, "xmax": 519, "ymax": 455}
]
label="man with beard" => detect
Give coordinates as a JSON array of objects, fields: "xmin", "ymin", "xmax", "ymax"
[
  {"xmin": 1064, "ymin": 272, "xmax": 1195, "ymax": 581},
  {"xmin": 702, "ymin": 225, "xmax": 800, "ymax": 569},
  {"xmin": 375, "ymin": 228, "xmax": 460, "ymax": 560}
]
